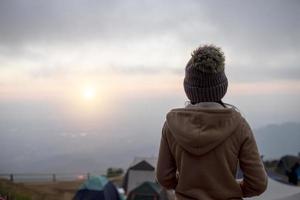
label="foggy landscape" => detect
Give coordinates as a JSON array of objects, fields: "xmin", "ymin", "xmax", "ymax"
[{"xmin": 0, "ymin": 1, "xmax": 300, "ymax": 199}]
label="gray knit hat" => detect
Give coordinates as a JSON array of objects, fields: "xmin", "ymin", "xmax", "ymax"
[{"xmin": 183, "ymin": 45, "xmax": 228, "ymax": 103}]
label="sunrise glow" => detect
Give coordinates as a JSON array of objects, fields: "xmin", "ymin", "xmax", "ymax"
[{"xmin": 82, "ymin": 86, "xmax": 96, "ymax": 101}]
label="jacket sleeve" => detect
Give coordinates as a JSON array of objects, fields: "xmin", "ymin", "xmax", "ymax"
[
  {"xmin": 238, "ymin": 119, "xmax": 268, "ymax": 197},
  {"xmin": 156, "ymin": 122, "xmax": 178, "ymax": 189}
]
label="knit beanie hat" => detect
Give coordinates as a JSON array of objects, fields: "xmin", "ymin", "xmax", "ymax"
[{"xmin": 183, "ymin": 44, "xmax": 228, "ymax": 103}]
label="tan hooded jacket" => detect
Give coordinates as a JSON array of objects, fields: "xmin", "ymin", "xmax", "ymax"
[{"xmin": 156, "ymin": 105, "xmax": 268, "ymax": 200}]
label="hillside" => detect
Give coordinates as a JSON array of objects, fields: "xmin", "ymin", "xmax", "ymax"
[
  {"xmin": 254, "ymin": 122, "xmax": 300, "ymax": 159},
  {"xmin": 1, "ymin": 122, "xmax": 300, "ymax": 173},
  {"xmin": 0, "ymin": 178, "xmax": 82, "ymax": 200}
]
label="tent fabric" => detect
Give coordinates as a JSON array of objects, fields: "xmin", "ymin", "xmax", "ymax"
[
  {"xmin": 73, "ymin": 176, "xmax": 121, "ymax": 200},
  {"xmin": 276, "ymin": 193, "xmax": 300, "ymax": 200},
  {"xmin": 123, "ymin": 157, "xmax": 157, "ymax": 193},
  {"xmin": 296, "ymin": 167, "xmax": 300, "ymax": 179},
  {"xmin": 130, "ymin": 157, "xmax": 157, "ymax": 168},
  {"xmin": 276, "ymin": 155, "xmax": 300, "ymax": 175},
  {"xmin": 130, "ymin": 160, "xmax": 155, "ymax": 171},
  {"xmin": 103, "ymin": 182, "xmax": 122, "ymax": 200},
  {"xmin": 79, "ymin": 176, "xmax": 108, "ymax": 191},
  {"xmin": 127, "ymin": 181, "xmax": 169, "ymax": 200},
  {"xmin": 246, "ymin": 178, "xmax": 300, "ymax": 200},
  {"xmin": 73, "ymin": 189, "xmax": 104, "ymax": 200}
]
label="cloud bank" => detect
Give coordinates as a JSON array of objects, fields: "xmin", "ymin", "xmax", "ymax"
[{"xmin": 0, "ymin": 0, "xmax": 299, "ymax": 82}]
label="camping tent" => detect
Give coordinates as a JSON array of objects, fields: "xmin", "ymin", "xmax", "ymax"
[
  {"xmin": 127, "ymin": 181, "xmax": 170, "ymax": 200},
  {"xmin": 276, "ymin": 155, "xmax": 300, "ymax": 176},
  {"xmin": 73, "ymin": 176, "xmax": 123, "ymax": 200},
  {"xmin": 123, "ymin": 157, "xmax": 157, "ymax": 194},
  {"xmin": 246, "ymin": 178, "xmax": 300, "ymax": 200}
]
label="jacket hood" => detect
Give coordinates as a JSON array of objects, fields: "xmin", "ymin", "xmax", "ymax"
[{"xmin": 166, "ymin": 107, "xmax": 242, "ymax": 156}]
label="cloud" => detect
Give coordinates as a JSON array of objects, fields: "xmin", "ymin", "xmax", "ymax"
[
  {"xmin": 0, "ymin": 0, "xmax": 299, "ymax": 82},
  {"xmin": 1, "ymin": 0, "xmax": 298, "ymax": 49},
  {"xmin": 0, "ymin": 0, "xmax": 198, "ymax": 45}
]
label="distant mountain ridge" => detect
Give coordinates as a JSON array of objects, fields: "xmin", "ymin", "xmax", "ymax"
[
  {"xmin": 253, "ymin": 122, "xmax": 300, "ymax": 159},
  {"xmin": 1, "ymin": 122, "xmax": 300, "ymax": 173}
]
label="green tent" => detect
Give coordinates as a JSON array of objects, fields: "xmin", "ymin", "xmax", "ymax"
[
  {"xmin": 73, "ymin": 176, "xmax": 125, "ymax": 200},
  {"xmin": 127, "ymin": 181, "xmax": 169, "ymax": 200}
]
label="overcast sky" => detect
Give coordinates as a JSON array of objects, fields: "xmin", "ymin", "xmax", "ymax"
[
  {"xmin": 1, "ymin": 0, "xmax": 299, "ymax": 80},
  {"xmin": 0, "ymin": 0, "xmax": 300, "ymax": 172}
]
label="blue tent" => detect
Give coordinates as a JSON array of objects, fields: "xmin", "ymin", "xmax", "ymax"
[
  {"xmin": 73, "ymin": 176, "xmax": 122, "ymax": 200},
  {"xmin": 297, "ymin": 167, "xmax": 300, "ymax": 180}
]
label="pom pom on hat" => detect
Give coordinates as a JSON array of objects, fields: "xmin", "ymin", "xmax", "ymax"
[{"xmin": 184, "ymin": 44, "xmax": 228, "ymax": 103}]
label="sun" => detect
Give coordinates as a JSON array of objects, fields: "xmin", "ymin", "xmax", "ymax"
[{"xmin": 82, "ymin": 86, "xmax": 96, "ymax": 101}]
